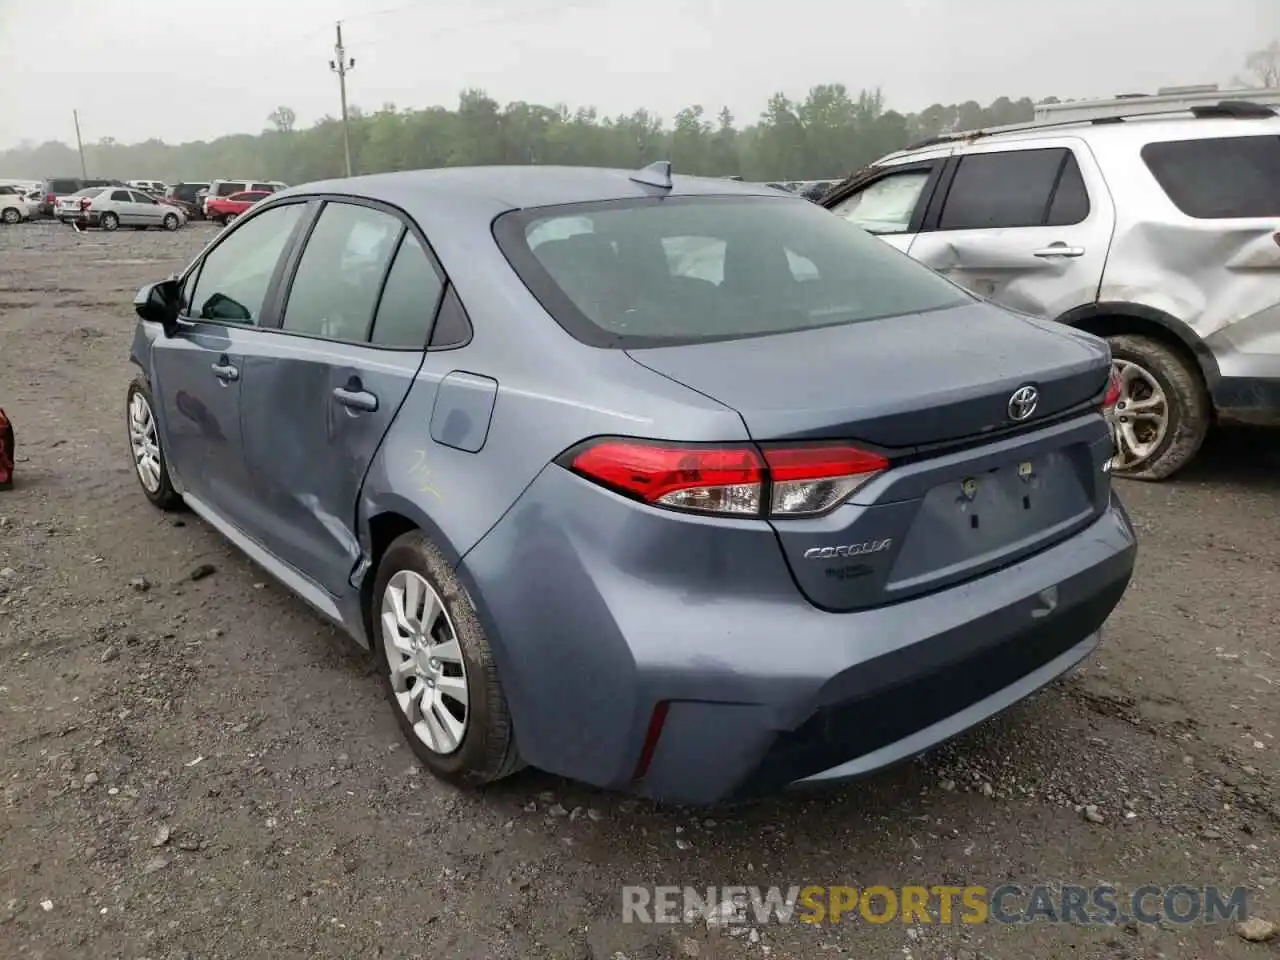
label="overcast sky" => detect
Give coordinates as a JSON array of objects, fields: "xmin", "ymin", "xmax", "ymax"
[{"xmin": 1, "ymin": 0, "xmax": 1275, "ymax": 150}]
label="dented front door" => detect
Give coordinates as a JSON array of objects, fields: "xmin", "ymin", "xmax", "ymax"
[{"xmin": 907, "ymin": 138, "xmax": 1115, "ymax": 321}]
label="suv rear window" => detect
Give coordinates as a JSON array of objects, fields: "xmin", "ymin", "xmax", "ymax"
[
  {"xmin": 494, "ymin": 196, "xmax": 971, "ymax": 348},
  {"xmin": 215, "ymin": 182, "xmax": 244, "ymax": 197},
  {"xmin": 1141, "ymin": 135, "xmax": 1280, "ymax": 219},
  {"xmin": 46, "ymin": 179, "xmax": 80, "ymax": 194}
]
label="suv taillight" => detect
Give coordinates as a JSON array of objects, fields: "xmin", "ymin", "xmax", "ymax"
[
  {"xmin": 45, "ymin": 193, "xmax": 55, "ymax": 204},
  {"xmin": 560, "ymin": 438, "xmax": 889, "ymax": 518}
]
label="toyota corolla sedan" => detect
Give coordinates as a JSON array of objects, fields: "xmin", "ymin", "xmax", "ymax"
[{"xmin": 124, "ymin": 163, "xmax": 1136, "ymax": 804}]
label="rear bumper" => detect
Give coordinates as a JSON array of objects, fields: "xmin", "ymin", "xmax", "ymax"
[{"xmin": 460, "ymin": 467, "xmax": 1137, "ymax": 806}]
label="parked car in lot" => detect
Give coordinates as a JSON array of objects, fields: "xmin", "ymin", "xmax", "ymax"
[
  {"xmin": 59, "ymin": 186, "xmax": 185, "ymax": 231},
  {"xmin": 205, "ymin": 189, "xmax": 270, "ymax": 225},
  {"xmin": 124, "ymin": 163, "xmax": 1136, "ymax": 804},
  {"xmin": 38, "ymin": 176, "xmax": 124, "ymax": 217},
  {"xmin": 128, "ymin": 179, "xmax": 167, "ymax": 195},
  {"xmin": 202, "ymin": 179, "xmax": 287, "ymax": 216},
  {"xmin": 0, "ymin": 185, "xmax": 35, "ymax": 223},
  {"xmin": 163, "ymin": 182, "xmax": 210, "ymax": 220},
  {"xmin": 823, "ymin": 94, "xmax": 1280, "ymax": 480}
]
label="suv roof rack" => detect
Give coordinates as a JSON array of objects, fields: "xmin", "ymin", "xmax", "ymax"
[{"xmin": 899, "ymin": 94, "xmax": 1280, "ymax": 153}]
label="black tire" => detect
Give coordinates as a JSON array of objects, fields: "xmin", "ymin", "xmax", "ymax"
[
  {"xmin": 162, "ymin": 213, "xmax": 180, "ymax": 231},
  {"xmin": 125, "ymin": 377, "xmax": 183, "ymax": 510},
  {"xmin": 1106, "ymin": 333, "xmax": 1210, "ymax": 481},
  {"xmin": 224, "ymin": 212, "xmax": 238, "ymax": 226},
  {"xmin": 371, "ymin": 531, "xmax": 523, "ymax": 787},
  {"xmin": 101, "ymin": 211, "xmax": 119, "ymax": 231},
  {"xmin": 1, "ymin": 207, "xmax": 20, "ymax": 225}
]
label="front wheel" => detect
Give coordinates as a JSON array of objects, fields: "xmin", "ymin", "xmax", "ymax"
[
  {"xmin": 126, "ymin": 378, "xmax": 182, "ymax": 510},
  {"xmin": 163, "ymin": 213, "xmax": 180, "ymax": 231},
  {"xmin": 1, "ymin": 207, "xmax": 20, "ymax": 225},
  {"xmin": 1106, "ymin": 333, "xmax": 1210, "ymax": 481},
  {"xmin": 373, "ymin": 531, "xmax": 523, "ymax": 787},
  {"xmin": 101, "ymin": 211, "xmax": 119, "ymax": 231}
]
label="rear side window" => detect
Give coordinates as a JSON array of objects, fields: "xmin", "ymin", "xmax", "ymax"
[
  {"xmin": 282, "ymin": 202, "xmax": 403, "ymax": 342},
  {"xmin": 111, "ymin": 190, "xmax": 131, "ymax": 202},
  {"xmin": 250, "ymin": 182, "xmax": 273, "ymax": 192},
  {"xmin": 939, "ymin": 148, "xmax": 1088, "ymax": 230},
  {"xmin": 189, "ymin": 203, "xmax": 304, "ymax": 324},
  {"xmin": 495, "ymin": 195, "xmax": 971, "ymax": 347},
  {"xmin": 1141, "ymin": 135, "xmax": 1280, "ymax": 219},
  {"xmin": 370, "ymin": 233, "xmax": 444, "ymax": 348},
  {"xmin": 215, "ymin": 182, "xmax": 242, "ymax": 197}
]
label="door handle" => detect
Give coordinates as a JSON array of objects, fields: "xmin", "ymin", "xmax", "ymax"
[
  {"xmin": 333, "ymin": 386, "xmax": 378, "ymax": 412},
  {"xmin": 1032, "ymin": 244, "xmax": 1085, "ymax": 259},
  {"xmin": 210, "ymin": 361, "xmax": 239, "ymax": 382}
]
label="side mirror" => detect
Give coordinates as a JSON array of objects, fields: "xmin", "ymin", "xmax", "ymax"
[{"xmin": 134, "ymin": 279, "xmax": 181, "ymax": 337}]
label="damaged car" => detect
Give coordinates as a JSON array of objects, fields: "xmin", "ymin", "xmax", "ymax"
[
  {"xmin": 823, "ymin": 95, "xmax": 1280, "ymax": 480},
  {"xmin": 124, "ymin": 163, "xmax": 1135, "ymax": 804}
]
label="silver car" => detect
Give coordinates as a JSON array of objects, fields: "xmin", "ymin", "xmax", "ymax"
[
  {"xmin": 824, "ymin": 91, "xmax": 1280, "ymax": 480},
  {"xmin": 59, "ymin": 186, "xmax": 186, "ymax": 231}
]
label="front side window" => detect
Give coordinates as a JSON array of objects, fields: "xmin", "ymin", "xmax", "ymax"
[
  {"xmin": 1142, "ymin": 135, "xmax": 1280, "ymax": 219},
  {"xmin": 281, "ymin": 202, "xmax": 403, "ymax": 342},
  {"xmin": 496, "ymin": 195, "xmax": 971, "ymax": 347},
  {"xmin": 830, "ymin": 169, "xmax": 933, "ymax": 234},
  {"xmin": 188, "ymin": 203, "xmax": 304, "ymax": 324}
]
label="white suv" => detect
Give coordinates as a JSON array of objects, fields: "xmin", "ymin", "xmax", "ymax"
[{"xmin": 824, "ymin": 93, "xmax": 1280, "ymax": 480}]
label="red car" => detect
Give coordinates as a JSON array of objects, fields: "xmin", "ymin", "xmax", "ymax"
[{"xmin": 206, "ymin": 190, "xmax": 270, "ymax": 225}]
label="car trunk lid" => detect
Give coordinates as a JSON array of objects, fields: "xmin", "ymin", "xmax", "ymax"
[{"xmin": 627, "ymin": 302, "xmax": 1116, "ymax": 611}]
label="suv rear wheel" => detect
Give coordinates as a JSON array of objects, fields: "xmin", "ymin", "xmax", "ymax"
[{"xmin": 1106, "ymin": 333, "xmax": 1210, "ymax": 481}]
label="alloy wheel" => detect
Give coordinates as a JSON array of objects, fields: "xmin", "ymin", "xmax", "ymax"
[
  {"xmin": 128, "ymin": 392, "xmax": 162, "ymax": 493},
  {"xmin": 1110, "ymin": 358, "xmax": 1170, "ymax": 470},
  {"xmin": 380, "ymin": 570, "xmax": 470, "ymax": 755}
]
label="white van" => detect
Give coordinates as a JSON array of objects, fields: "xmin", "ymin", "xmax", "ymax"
[{"xmin": 202, "ymin": 179, "xmax": 288, "ymax": 215}]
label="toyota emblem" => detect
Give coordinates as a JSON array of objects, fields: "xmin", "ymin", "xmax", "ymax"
[{"xmin": 1007, "ymin": 385, "xmax": 1039, "ymax": 422}]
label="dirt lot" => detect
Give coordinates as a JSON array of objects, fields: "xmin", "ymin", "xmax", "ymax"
[{"xmin": 0, "ymin": 221, "xmax": 1277, "ymax": 960}]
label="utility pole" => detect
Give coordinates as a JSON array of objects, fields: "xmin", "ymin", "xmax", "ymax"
[
  {"xmin": 329, "ymin": 22, "xmax": 355, "ymax": 177},
  {"xmin": 72, "ymin": 110, "xmax": 88, "ymax": 178}
]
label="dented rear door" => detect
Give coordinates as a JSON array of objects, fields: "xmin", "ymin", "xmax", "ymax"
[{"xmin": 907, "ymin": 138, "xmax": 1115, "ymax": 321}]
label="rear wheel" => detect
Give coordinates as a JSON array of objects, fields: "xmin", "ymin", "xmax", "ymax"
[
  {"xmin": 1105, "ymin": 333, "xmax": 1210, "ymax": 481},
  {"xmin": 126, "ymin": 378, "xmax": 182, "ymax": 510},
  {"xmin": 162, "ymin": 213, "xmax": 180, "ymax": 231},
  {"xmin": 1, "ymin": 207, "xmax": 20, "ymax": 224},
  {"xmin": 101, "ymin": 211, "xmax": 119, "ymax": 231},
  {"xmin": 372, "ymin": 531, "xmax": 522, "ymax": 787},
  {"xmin": 224, "ymin": 212, "xmax": 239, "ymax": 226}
]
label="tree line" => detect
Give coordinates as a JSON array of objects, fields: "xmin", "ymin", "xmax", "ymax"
[
  {"xmin": 1, "ymin": 87, "xmax": 1041, "ymax": 185},
  {"xmin": 3, "ymin": 43, "xmax": 1275, "ymax": 186}
]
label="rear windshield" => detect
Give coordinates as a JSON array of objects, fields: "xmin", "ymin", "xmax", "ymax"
[
  {"xmin": 1142, "ymin": 135, "xmax": 1280, "ymax": 219},
  {"xmin": 72, "ymin": 187, "xmax": 105, "ymax": 197},
  {"xmin": 494, "ymin": 196, "xmax": 971, "ymax": 347},
  {"xmin": 46, "ymin": 179, "xmax": 80, "ymax": 194}
]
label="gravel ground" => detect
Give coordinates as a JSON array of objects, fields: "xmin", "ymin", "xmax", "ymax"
[{"xmin": 0, "ymin": 221, "xmax": 1277, "ymax": 960}]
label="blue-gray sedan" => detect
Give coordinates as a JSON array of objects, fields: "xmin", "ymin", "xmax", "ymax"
[{"xmin": 125, "ymin": 162, "xmax": 1136, "ymax": 804}]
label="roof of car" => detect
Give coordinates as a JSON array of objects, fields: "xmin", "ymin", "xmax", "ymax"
[
  {"xmin": 273, "ymin": 165, "xmax": 788, "ymax": 212},
  {"xmin": 876, "ymin": 111, "xmax": 1280, "ymax": 165}
]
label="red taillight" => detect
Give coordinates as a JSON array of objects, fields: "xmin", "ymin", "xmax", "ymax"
[
  {"xmin": 45, "ymin": 193, "xmax": 55, "ymax": 204},
  {"xmin": 79, "ymin": 197, "xmax": 92, "ymax": 211},
  {"xmin": 563, "ymin": 438, "xmax": 889, "ymax": 518},
  {"xmin": 1103, "ymin": 367, "xmax": 1122, "ymax": 410}
]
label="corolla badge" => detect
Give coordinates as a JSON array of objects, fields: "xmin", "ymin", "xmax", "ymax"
[
  {"xmin": 803, "ymin": 539, "xmax": 893, "ymax": 560},
  {"xmin": 1007, "ymin": 385, "xmax": 1039, "ymax": 422}
]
